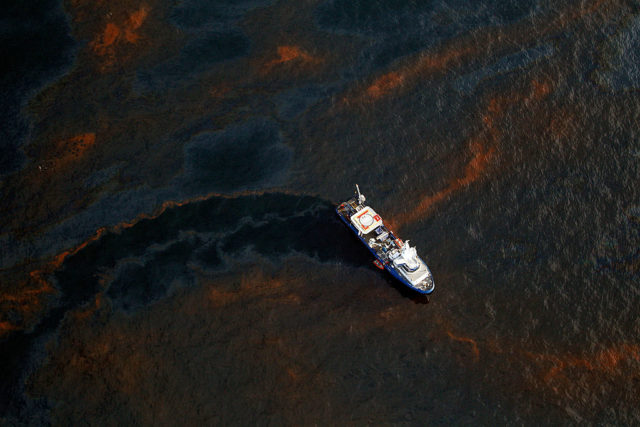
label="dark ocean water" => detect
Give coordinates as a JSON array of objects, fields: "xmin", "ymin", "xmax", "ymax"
[{"xmin": 1, "ymin": 0, "xmax": 639, "ymax": 424}]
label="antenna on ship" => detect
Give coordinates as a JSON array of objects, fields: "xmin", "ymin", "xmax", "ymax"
[{"xmin": 355, "ymin": 184, "xmax": 365, "ymax": 204}]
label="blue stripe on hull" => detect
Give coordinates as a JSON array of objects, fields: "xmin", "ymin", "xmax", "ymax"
[{"xmin": 335, "ymin": 208, "xmax": 433, "ymax": 295}]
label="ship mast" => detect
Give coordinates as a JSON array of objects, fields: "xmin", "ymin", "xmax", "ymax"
[{"xmin": 355, "ymin": 184, "xmax": 365, "ymax": 205}]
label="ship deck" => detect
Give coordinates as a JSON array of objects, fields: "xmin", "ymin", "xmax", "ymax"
[{"xmin": 337, "ymin": 199, "xmax": 395, "ymax": 258}]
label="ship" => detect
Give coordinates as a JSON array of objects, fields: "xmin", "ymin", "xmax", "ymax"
[{"xmin": 336, "ymin": 185, "xmax": 435, "ymax": 294}]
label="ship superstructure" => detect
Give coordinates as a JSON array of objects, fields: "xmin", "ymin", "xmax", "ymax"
[{"xmin": 336, "ymin": 185, "xmax": 435, "ymax": 294}]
